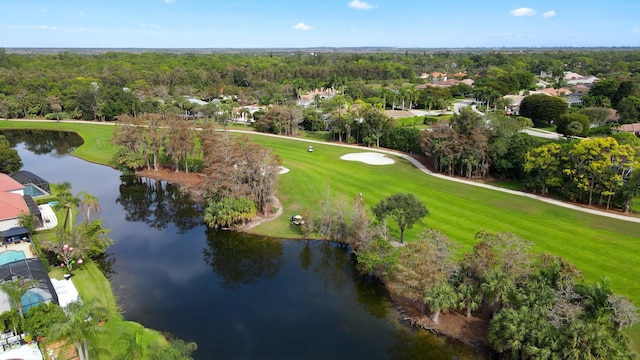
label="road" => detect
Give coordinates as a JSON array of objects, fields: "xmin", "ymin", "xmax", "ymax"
[{"xmin": 521, "ymin": 128, "xmax": 563, "ymax": 140}]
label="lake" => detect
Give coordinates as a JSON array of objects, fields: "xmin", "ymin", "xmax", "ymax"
[{"xmin": 7, "ymin": 130, "xmax": 485, "ymax": 359}]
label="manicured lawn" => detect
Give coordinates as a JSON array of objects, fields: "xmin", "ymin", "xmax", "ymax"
[
  {"xmin": 4, "ymin": 120, "xmax": 640, "ymax": 348},
  {"xmin": 1, "ymin": 120, "xmax": 117, "ymax": 164},
  {"xmin": 486, "ymin": 180, "xmax": 524, "ymax": 191},
  {"xmin": 249, "ymin": 136, "xmax": 640, "ymax": 306}
]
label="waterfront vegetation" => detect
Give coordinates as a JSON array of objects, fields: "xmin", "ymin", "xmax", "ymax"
[
  {"xmin": 47, "ymin": 265, "xmax": 167, "ymax": 360},
  {"xmin": 2, "ymin": 119, "xmax": 639, "ymax": 354},
  {"xmin": 28, "ymin": 186, "xmax": 191, "ymax": 359}
]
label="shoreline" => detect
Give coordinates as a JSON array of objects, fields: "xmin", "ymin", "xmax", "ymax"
[{"xmin": 134, "ymin": 166, "xmax": 495, "ymax": 356}]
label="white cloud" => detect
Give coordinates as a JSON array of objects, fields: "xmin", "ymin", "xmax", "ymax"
[
  {"xmin": 42, "ymin": 9, "xmax": 48, "ymax": 13},
  {"xmin": 37, "ymin": 25, "xmax": 58, "ymax": 30},
  {"xmin": 350, "ymin": 28, "xmax": 359, "ymax": 33},
  {"xmin": 633, "ymin": 27, "xmax": 640, "ymax": 34},
  {"xmin": 164, "ymin": 0, "xmax": 175, "ymax": 3},
  {"xmin": 510, "ymin": 7, "xmax": 536, "ymax": 16},
  {"xmin": 349, "ymin": 0, "xmax": 376, "ymax": 10},
  {"xmin": 543, "ymin": 10, "xmax": 557, "ymax": 18},
  {"xmin": 292, "ymin": 22, "xmax": 313, "ymax": 31}
]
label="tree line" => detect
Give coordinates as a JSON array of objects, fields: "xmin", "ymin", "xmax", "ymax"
[
  {"xmin": 1, "ymin": 49, "xmax": 639, "ymax": 122},
  {"xmin": 111, "ymin": 115, "xmax": 281, "ymax": 227},
  {"xmin": 524, "ymin": 134, "xmax": 640, "ymax": 212}
]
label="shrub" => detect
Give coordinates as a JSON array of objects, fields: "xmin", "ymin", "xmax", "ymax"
[
  {"xmin": 424, "ymin": 116, "xmax": 439, "ymax": 124},
  {"xmin": 555, "ymin": 113, "xmax": 590, "ymax": 137},
  {"xmin": 519, "ymin": 94, "xmax": 568, "ymax": 127},
  {"xmin": 587, "ymin": 125, "xmax": 612, "ymax": 136}
]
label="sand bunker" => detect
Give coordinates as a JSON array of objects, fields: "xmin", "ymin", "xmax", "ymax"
[
  {"xmin": 340, "ymin": 152, "xmax": 395, "ymax": 165},
  {"xmin": 279, "ymin": 166, "xmax": 290, "ymax": 174}
]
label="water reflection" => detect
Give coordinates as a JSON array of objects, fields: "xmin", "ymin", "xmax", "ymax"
[
  {"xmin": 116, "ymin": 175, "xmax": 202, "ymax": 233},
  {"xmin": 8, "ymin": 129, "xmax": 486, "ymax": 359},
  {"xmin": 1, "ymin": 129, "xmax": 83, "ymax": 155},
  {"xmin": 203, "ymin": 229, "xmax": 284, "ymax": 289}
]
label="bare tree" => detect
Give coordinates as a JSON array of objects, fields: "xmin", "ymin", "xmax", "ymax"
[{"xmin": 165, "ymin": 116, "xmax": 196, "ymax": 173}]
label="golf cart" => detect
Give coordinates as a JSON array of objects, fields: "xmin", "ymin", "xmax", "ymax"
[{"xmin": 291, "ymin": 215, "xmax": 305, "ymax": 225}]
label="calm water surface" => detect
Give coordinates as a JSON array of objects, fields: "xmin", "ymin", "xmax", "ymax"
[{"xmin": 8, "ymin": 130, "xmax": 485, "ymax": 360}]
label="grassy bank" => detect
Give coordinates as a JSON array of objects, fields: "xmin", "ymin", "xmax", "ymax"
[
  {"xmin": 3, "ymin": 119, "xmax": 640, "ymax": 350},
  {"xmin": 48, "ymin": 264, "xmax": 167, "ymax": 359},
  {"xmin": 1, "ymin": 120, "xmax": 117, "ymax": 164}
]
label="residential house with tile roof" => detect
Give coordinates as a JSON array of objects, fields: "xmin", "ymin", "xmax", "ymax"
[{"xmin": 0, "ymin": 173, "xmax": 29, "ymax": 231}]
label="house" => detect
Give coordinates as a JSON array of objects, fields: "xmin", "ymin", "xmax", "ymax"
[
  {"xmin": 431, "ymin": 72, "xmax": 447, "ymax": 80},
  {"xmin": 460, "ymin": 79, "xmax": 475, "ymax": 87},
  {"xmin": 563, "ymin": 71, "xmax": 584, "ymax": 81},
  {"xmin": 0, "ymin": 193, "xmax": 29, "ymax": 232},
  {"xmin": 0, "ymin": 173, "xmax": 43, "ymax": 231},
  {"xmin": 0, "ymin": 173, "xmax": 24, "ymax": 195},
  {"xmin": 186, "ymin": 98, "xmax": 208, "ymax": 106},
  {"xmin": 572, "ymin": 84, "xmax": 589, "ymax": 93},
  {"xmin": 564, "ymin": 71, "xmax": 599, "ymax": 86},
  {"xmin": 415, "ymin": 78, "xmax": 460, "ymax": 89},
  {"xmin": 503, "ymin": 95, "xmax": 525, "ymax": 115},
  {"xmin": 297, "ymin": 88, "xmax": 337, "ymax": 107},
  {"xmin": 0, "ymin": 174, "xmax": 29, "ymax": 232},
  {"xmin": 531, "ymin": 87, "xmax": 572, "ymax": 97},
  {"xmin": 612, "ymin": 122, "xmax": 640, "ymax": 137}
]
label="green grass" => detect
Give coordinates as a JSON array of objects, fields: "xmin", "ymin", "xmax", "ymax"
[
  {"xmin": 49, "ymin": 262, "xmax": 167, "ymax": 359},
  {"xmin": 0, "ymin": 120, "xmax": 117, "ymax": 164},
  {"xmin": 485, "ymin": 180, "xmax": 524, "ymax": 191},
  {"xmin": 3, "ymin": 119, "xmax": 640, "ymax": 347},
  {"xmin": 298, "ymin": 130, "xmax": 333, "ymax": 142},
  {"xmin": 248, "ymin": 136, "xmax": 640, "ymax": 304}
]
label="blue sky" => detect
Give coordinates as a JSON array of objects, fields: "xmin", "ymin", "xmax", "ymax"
[{"xmin": 1, "ymin": 0, "xmax": 639, "ymax": 48}]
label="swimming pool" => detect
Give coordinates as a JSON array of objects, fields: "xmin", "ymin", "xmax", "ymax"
[
  {"xmin": 21, "ymin": 288, "xmax": 46, "ymax": 314},
  {"xmin": 24, "ymin": 184, "xmax": 47, "ymax": 197},
  {"xmin": 0, "ymin": 250, "xmax": 26, "ymax": 266}
]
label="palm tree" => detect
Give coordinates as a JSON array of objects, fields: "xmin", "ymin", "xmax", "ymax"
[
  {"xmin": 379, "ymin": 86, "xmax": 393, "ymax": 110},
  {"xmin": 398, "ymin": 88, "xmax": 409, "ymax": 111},
  {"xmin": 48, "ymin": 299, "xmax": 109, "ymax": 360},
  {"xmin": 423, "ymin": 282, "xmax": 458, "ymax": 323},
  {"xmin": 55, "ymin": 182, "xmax": 80, "ymax": 231},
  {"xmin": 78, "ymin": 192, "xmax": 101, "ymax": 223},
  {"xmin": 575, "ymin": 277, "xmax": 613, "ymax": 323},
  {"xmin": 481, "ymin": 268, "xmax": 515, "ymax": 316},
  {"xmin": 423, "ymin": 96, "xmax": 437, "ymax": 113},
  {"xmin": 116, "ymin": 328, "xmax": 147, "ymax": 360},
  {"xmin": 407, "ymin": 87, "xmax": 417, "ymax": 111},
  {"xmin": 457, "ymin": 282, "xmax": 482, "ymax": 318},
  {"xmin": 0, "ymin": 278, "xmax": 39, "ymax": 317}
]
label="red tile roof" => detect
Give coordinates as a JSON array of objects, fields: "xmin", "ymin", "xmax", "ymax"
[
  {"xmin": 614, "ymin": 122, "xmax": 640, "ymax": 133},
  {"xmin": 0, "ymin": 173, "xmax": 24, "ymax": 192},
  {"xmin": 0, "ymin": 192, "xmax": 29, "ymax": 221}
]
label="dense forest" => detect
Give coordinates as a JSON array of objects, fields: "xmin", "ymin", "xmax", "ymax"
[{"xmin": 1, "ymin": 48, "xmax": 639, "ymax": 120}]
